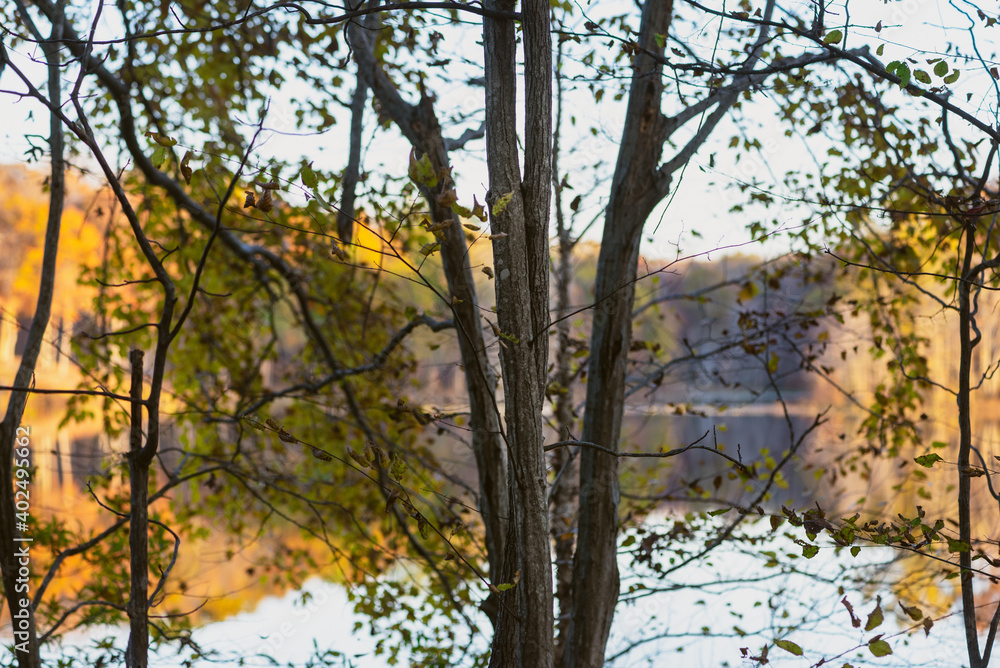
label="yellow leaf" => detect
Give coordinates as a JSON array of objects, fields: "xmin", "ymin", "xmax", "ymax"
[
  {"xmin": 408, "ymin": 149, "xmax": 438, "ymax": 187},
  {"xmin": 737, "ymin": 281, "xmax": 759, "ymax": 303},
  {"xmin": 491, "ymin": 191, "xmax": 514, "ymax": 216}
]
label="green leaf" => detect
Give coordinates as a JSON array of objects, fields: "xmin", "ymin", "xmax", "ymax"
[
  {"xmin": 654, "ymin": 33, "xmax": 666, "ymax": 48},
  {"xmin": 887, "ymin": 60, "xmax": 911, "ymax": 88},
  {"xmin": 934, "ymin": 61, "xmax": 949, "ymax": 77},
  {"xmin": 944, "ymin": 70, "xmax": 961, "ymax": 84},
  {"xmin": 913, "ymin": 70, "xmax": 931, "ymax": 84},
  {"xmin": 802, "ymin": 544, "xmax": 819, "ymax": 559},
  {"xmin": 408, "ymin": 150, "xmax": 438, "ymax": 188},
  {"xmin": 151, "ymin": 147, "xmax": 167, "ymax": 169},
  {"xmin": 301, "ymin": 161, "xmax": 318, "ymax": 189},
  {"xmin": 496, "ymin": 582, "xmax": 515, "ymax": 592},
  {"xmin": 876, "ymin": 44, "xmax": 884, "ymax": 56},
  {"xmin": 868, "ymin": 639, "xmax": 892, "ymax": 657},
  {"xmin": 823, "ymin": 29, "xmax": 843, "ymax": 44},
  {"xmin": 947, "ymin": 538, "xmax": 971, "ymax": 553},
  {"xmin": 775, "ymin": 639, "xmax": 803, "ymax": 656},
  {"xmin": 491, "ymin": 191, "xmax": 514, "ymax": 216},
  {"xmin": 865, "ymin": 596, "xmax": 884, "ymax": 631},
  {"xmin": 767, "ymin": 352, "xmax": 780, "ymax": 374},
  {"xmin": 419, "ymin": 242, "xmax": 440, "ymax": 256},
  {"xmin": 451, "ymin": 201, "xmax": 473, "ymax": 218},
  {"xmin": 914, "ymin": 453, "xmax": 943, "ymax": 468},
  {"xmin": 899, "ymin": 602, "xmax": 923, "ymax": 621},
  {"xmin": 390, "ymin": 455, "xmax": 406, "ymax": 482},
  {"xmin": 708, "ymin": 507, "xmax": 730, "ymax": 516},
  {"xmin": 851, "ymin": 545, "xmax": 861, "ymax": 557}
]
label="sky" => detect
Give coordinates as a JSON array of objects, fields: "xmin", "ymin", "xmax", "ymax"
[{"xmin": 0, "ymin": 0, "xmax": 997, "ymax": 261}]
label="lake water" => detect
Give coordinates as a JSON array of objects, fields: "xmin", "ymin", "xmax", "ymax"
[
  {"xmin": 11, "ymin": 404, "xmax": 1000, "ymax": 667},
  {"xmin": 47, "ymin": 528, "xmax": 976, "ymax": 667}
]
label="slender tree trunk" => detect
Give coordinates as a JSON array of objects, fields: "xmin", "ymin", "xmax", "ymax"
[
  {"xmin": 958, "ymin": 229, "xmax": 982, "ymax": 668},
  {"xmin": 0, "ymin": 11, "xmax": 65, "ymax": 666},
  {"xmin": 483, "ymin": 0, "xmax": 553, "ymax": 664},
  {"xmin": 337, "ymin": 75, "xmax": 368, "ymax": 245},
  {"xmin": 563, "ymin": 2, "xmax": 674, "ymax": 666},
  {"xmin": 550, "ymin": 35, "xmax": 578, "ymax": 666},
  {"xmin": 125, "ymin": 350, "xmax": 149, "ymax": 668},
  {"xmin": 346, "ymin": 7, "xmax": 509, "ymax": 602}
]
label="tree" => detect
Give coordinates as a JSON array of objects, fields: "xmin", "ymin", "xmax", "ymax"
[
  {"xmin": 796, "ymin": 79, "xmax": 1000, "ymax": 668},
  {"xmin": 5, "ymin": 0, "xmax": 1000, "ymax": 667},
  {"xmin": 0, "ymin": 7, "xmax": 64, "ymax": 665},
  {"xmin": 716, "ymin": 5, "xmax": 1000, "ymax": 666}
]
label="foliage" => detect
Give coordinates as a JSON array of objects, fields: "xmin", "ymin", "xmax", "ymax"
[{"xmin": 4, "ymin": 0, "xmax": 1000, "ymax": 667}]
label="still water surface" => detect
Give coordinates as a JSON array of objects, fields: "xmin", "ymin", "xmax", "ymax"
[{"xmin": 19, "ymin": 406, "xmax": 999, "ymax": 667}]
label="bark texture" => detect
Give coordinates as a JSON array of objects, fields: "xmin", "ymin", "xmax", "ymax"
[
  {"xmin": 125, "ymin": 350, "xmax": 149, "ymax": 668},
  {"xmin": 958, "ymin": 230, "xmax": 981, "ymax": 668},
  {"xmin": 0, "ymin": 11, "xmax": 64, "ymax": 665},
  {"xmin": 550, "ymin": 38, "xmax": 578, "ymax": 665},
  {"xmin": 483, "ymin": 0, "xmax": 553, "ymax": 665},
  {"xmin": 337, "ymin": 76, "xmax": 369, "ymax": 245}
]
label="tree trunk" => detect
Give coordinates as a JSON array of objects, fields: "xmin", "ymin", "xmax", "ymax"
[
  {"xmin": 563, "ymin": 2, "xmax": 674, "ymax": 666},
  {"xmin": 483, "ymin": 0, "xmax": 553, "ymax": 665},
  {"xmin": 125, "ymin": 350, "xmax": 149, "ymax": 668},
  {"xmin": 0, "ymin": 12, "xmax": 65, "ymax": 665},
  {"xmin": 550, "ymin": 37, "xmax": 578, "ymax": 665},
  {"xmin": 337, "ymin": 75, "xmax": 368, "ymax": 245},
  {"xmin": 957, "ymin": 229, "xmax": 982, "ymax": 668},
  {"xmin": 346, "ymin": 8, "xmax": 509, "ymax": 598}
]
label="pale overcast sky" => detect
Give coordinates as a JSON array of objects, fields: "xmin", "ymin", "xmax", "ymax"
[{"xmin": 0, "ymin": 0, "xmax": 995, "ymax": 261}]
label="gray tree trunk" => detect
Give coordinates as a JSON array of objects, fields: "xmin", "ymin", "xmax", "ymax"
[
  {"xmin": 562, "ymin": 2, "xmax": 675, "ymax": 666},
  {"xmin": 550, "ymin": 37, "xmax": 579, "ymax": 665},
  {"xmin": 0, "ymin": 11, "xmax": 65, "ymax": 665},
  {"xmin": 482, "ymin": 0, "xmax": 553, "ymax": 665},
  {"xmin": 125, "ymin": 350, "xmax": 149, "ymax": 668}
]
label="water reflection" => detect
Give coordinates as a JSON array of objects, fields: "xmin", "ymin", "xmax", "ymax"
[
  {"xmin": 622, "ymin": 403, "xmax": 1000, "ymax": 543},
  {"xmin": 623, "ymin": 410, "xmax": 825, "ymax": 508}
]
